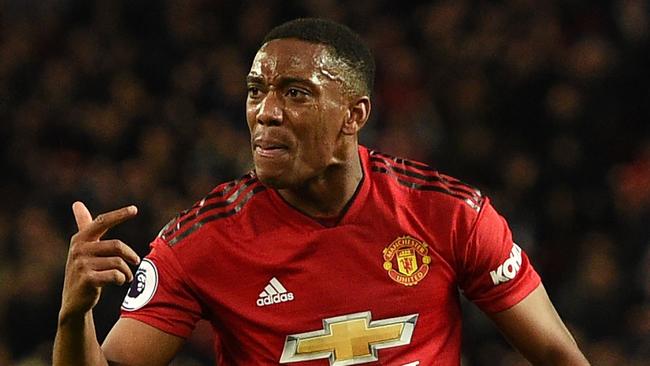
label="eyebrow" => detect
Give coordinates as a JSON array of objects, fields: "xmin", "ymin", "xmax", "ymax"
[
  {"xmin": 246, "ymin": 75, "xmax": 316, "ymax": 88},
  {"xmin": 246, "ymin": 75, "xmax": 264, "ymax": 84}
]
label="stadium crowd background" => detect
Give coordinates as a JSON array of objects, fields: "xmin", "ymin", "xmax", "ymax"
[{"xmin": 0, "ymin": 0, "xmax": 648, "ymax": 365}]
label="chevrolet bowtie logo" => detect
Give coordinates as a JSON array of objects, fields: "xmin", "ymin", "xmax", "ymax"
[{"xmin": 280, "ymin": 311, "xmax": 418, "ymax": 365}]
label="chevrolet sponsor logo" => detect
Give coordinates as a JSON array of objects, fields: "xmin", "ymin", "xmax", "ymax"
[{"xmin": 280, "ymin": 311, "xmax": 418, "ymax": 365}]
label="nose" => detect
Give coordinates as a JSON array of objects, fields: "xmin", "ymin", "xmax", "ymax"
[{"xmin": 257, "ymin": 91, "xmax": 283, "ymax": 126}]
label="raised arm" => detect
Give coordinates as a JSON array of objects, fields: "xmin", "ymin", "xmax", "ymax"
[
  {"xmin": 488, "ymin": 283, "xmax": 590, "ymax": 366},
  {"xmin": 53, "ymin": 202, "xmax": 182, "ymax": 366}
]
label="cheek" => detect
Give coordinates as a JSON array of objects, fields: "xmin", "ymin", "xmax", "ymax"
[
  {"xmin": 305, "ymin": 105, "xmax": 345, "ymax": 155},
  {"xmin": 246, "ymin": 103, "xmax": 258, "ymax": 131},
  {"xmin": 318, "ymin": 103, "xmax": 347, "ymax": 138},
  {"xmin": 287, "ymin": 101, "xmax": 344, "ymax": 148},
  {"xmin": 290, "ymin": 107, "xmax": 325, "ymax": 141}
]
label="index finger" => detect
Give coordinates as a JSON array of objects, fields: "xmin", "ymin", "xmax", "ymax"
[{"xmin": 77, "ymin": 205, "xmax": 138, "ymax": 241}]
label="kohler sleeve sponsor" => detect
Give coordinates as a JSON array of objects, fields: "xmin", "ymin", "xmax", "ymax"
[{"xmin": 489, "ymin": 243, "xmax": 523, "ymax": 285}]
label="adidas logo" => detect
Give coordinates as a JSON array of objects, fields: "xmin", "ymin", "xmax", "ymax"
[{"xmin": 256, "ymin": 277, "xmax": 294, "ymax": 307}]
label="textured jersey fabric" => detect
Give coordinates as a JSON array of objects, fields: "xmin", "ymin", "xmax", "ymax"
[{"xmin": 121, "ymin": 145, "xmax": 541, "ymax": 365}]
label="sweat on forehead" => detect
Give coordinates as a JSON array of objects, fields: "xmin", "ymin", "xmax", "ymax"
[{"xmin": 251, "ymin": 39, "xmax": 364, "ymax": 96}]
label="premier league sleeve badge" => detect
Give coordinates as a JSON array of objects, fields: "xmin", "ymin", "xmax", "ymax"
[{"xmin": 121, "ymin": 258, "xmax": 159, "ymax": 311}]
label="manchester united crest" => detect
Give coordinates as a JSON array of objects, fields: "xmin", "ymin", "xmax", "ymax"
[{"xmin": 383, "ymin": 236, "xmax": 431, "ymax": 286}]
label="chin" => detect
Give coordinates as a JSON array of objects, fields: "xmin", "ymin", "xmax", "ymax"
[
  {"xmin": 255, "ymin": 170, "xmax": 290, "ymax": 189},
  {"xmin": 253, "ymin": 156, "xmax": 298, "ymax": 189}
]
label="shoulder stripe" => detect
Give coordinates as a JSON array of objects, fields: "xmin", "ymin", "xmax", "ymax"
[
  {"xmin": 369, "ymin": 150, "xmax": 432, "ymax": 170},
  {"xmin": 370, "ymin": 153, "xmax": 483, "ymax": 199},
  {"xmin": 372, "ymin": 166, "xmax": 483, "ymax": 211},
  {"xmin": 368, "ymin": 150, "xmax": 484, "ymax": 210},
  {"xmin": 371, "ymin": 158, "xmax": 479, "ymax": 197},
  {"xmin": 159, "ymin": 172, "xmax": 266, "ymax": 245},
  {"xmin": 158, "ymin": 177, "xmax": 248, "ymax": 238},
  {"xmin": 204, "ymin": 181, "xmax": 239, "ymax": 200},
  {"xmin": 369, "ymin": 153, "xmax": 479, "ymax": 193},
  {"xmin": 165, "ymin": 184, "xmax": 266, "ymax": 247},
  {"xmin": 159, "ymin": 175, "xmax": 256, "ymax": 239},
  {"xmin": 370, "ymin": 155, "xmax": 433, "ymax": 170},
  {"xmin": 194, "ymin": 177, "xmax": 259, "ymax": 217}
]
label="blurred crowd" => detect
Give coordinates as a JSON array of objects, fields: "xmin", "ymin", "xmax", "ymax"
[{"xmin": 0, "ymin": 0, "xmax": 648, "ymax": 365}]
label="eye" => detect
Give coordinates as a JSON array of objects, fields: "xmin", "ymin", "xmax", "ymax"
[
  {"xmin": 286, "ymin": 88, "xmax": 308, "ymax": 98},
  {"xmin": 247, "ymin": 86, "xmax": 261, "ymax": 97},
  {"xmin": 247, "ymin": 84, "xmax": 264, "ymax": 99}
]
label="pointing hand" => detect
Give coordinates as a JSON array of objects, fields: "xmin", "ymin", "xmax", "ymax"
[{"xmin": 59, "ymin": 202, "xmax": 140, "ymax": 321}]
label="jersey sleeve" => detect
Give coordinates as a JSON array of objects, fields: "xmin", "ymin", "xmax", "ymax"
[
  {"xmin": 120, "ymin": 237, "xmax": 203, "ymax": 338},
  {"xmin": 456, "ymin": 198, "xmax": 541, "ymax": 313}
]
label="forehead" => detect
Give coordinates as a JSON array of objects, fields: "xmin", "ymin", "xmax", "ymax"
[{"xmin": 249, "ymin": 38, "xmax": 335, "ymax": 79}]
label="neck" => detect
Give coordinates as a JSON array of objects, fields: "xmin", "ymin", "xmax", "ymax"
[{"xmin": 277, "ymin": 146, "xmax": 363, "ymax": 218}]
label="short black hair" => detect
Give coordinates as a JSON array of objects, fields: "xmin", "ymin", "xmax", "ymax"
[{"xmin": 262, "ymin": 18, "xmax": 375, "ymax": 97}]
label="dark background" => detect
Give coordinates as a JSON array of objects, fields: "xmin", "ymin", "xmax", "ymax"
[{"xmin": 0, "ymin": 0, "xmax": 648, "ymax": 365}]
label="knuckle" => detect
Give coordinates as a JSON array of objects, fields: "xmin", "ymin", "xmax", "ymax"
[
  {"xmin": 111, "ymin": 257, "xmax": 125, "ymax": 268},
  {"xmin": 113, "ymin": 270, "xmax": 126, "ymax": 285},
  {"xmin": 84, "ymin": 272, "xmax": 98, "ymax": 286},
  {"xmin": 70, "ymin": 234, "xmax": 85, "ymax": 248},
  {"xmin": 94, "ymin": 214, "xmax": 106, "ymax": 224},
  {"xmin": 77, "ymin": 257, "xmax": 88, "ymax": 269},
  {"xmin": 113, "ymin": 240, "xmax": 126, "ymax": 252},
  {"xmin": 111, "ymin": 240, "xmax": 129, "ymax": 257},
  {"xmin": 69, "ymin": 247, "xmax": 81, "ymax": 260},
  {"xmin": 106, "ymin": 239, "xmax": 120, "ymax": 251},
  {"xmin": 70, "ymin": 244, "xmax": 90, "ymax": 261}
]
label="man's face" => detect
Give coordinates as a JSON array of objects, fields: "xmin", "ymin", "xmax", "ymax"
[{"xmin": 246, "ymin": 38, "xmax": 352, "ymax": 189}]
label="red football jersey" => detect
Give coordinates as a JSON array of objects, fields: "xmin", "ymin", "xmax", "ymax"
[{"xmin": 121, "ymin": 145, "xmax": 541, "ymax": 365}]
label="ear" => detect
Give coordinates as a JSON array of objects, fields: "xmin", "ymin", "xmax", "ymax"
[{"xmin": 341, "ymin": 96, "xmax": 371, "ymax": 135}]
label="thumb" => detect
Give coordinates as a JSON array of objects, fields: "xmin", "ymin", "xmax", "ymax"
[{"xmin": 72, "ymin": 201, "xmax": 93, "ymax": 231}]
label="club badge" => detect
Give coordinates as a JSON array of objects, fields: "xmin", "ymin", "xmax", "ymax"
[{"xmin": 383, "ymin": 235, "xmax": 431, "ymax": 286}]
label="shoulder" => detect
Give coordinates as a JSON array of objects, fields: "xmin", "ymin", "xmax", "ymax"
[
  {"xmin": 366, "ymin": 148, "xmax": 484, "ymax": 212},
  {"xmin": 157, "ymin": 171, "xmax": 267, "ymax": 247}
]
